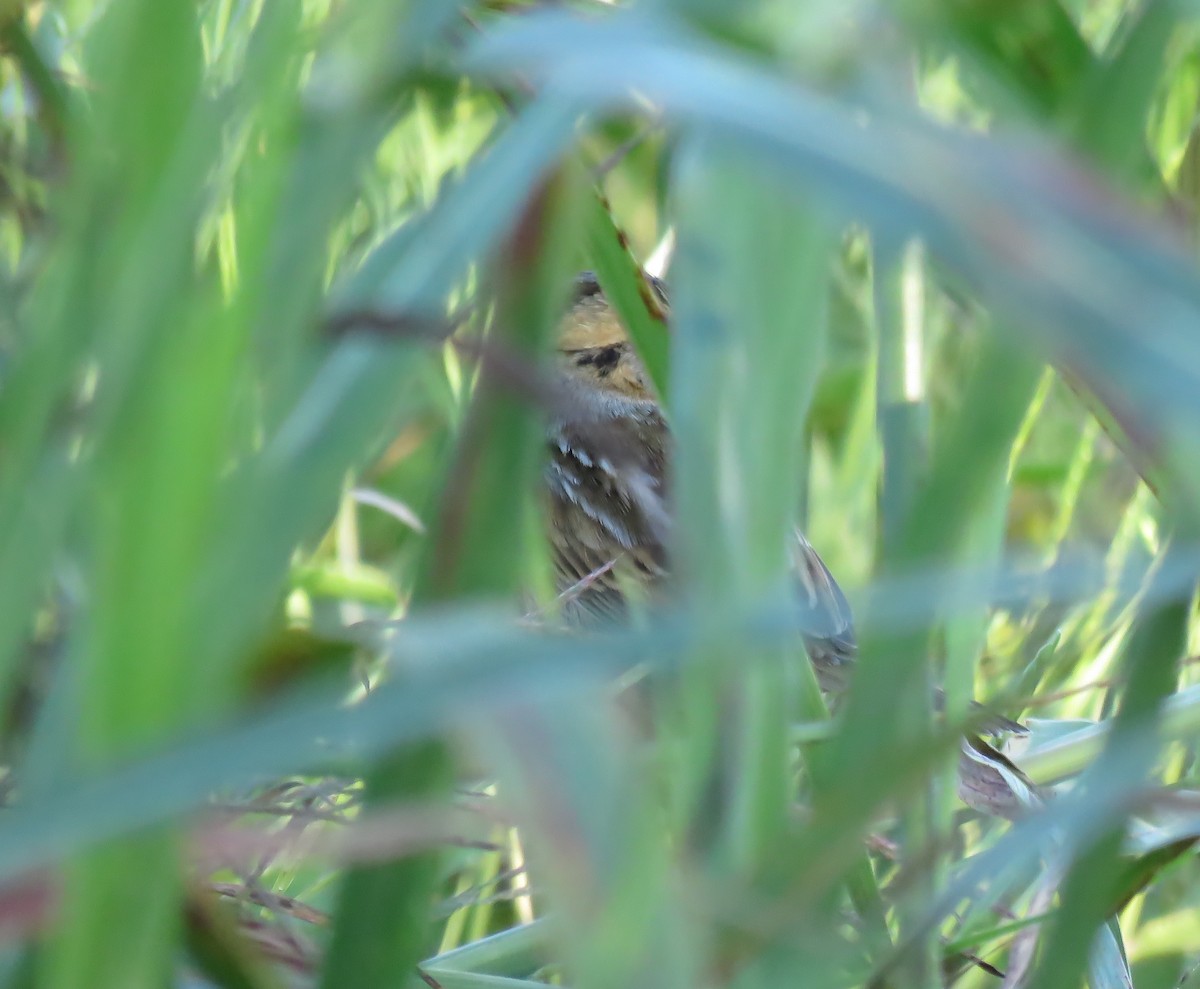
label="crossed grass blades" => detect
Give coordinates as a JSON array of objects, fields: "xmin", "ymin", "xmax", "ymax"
[{"xmin": 0, "ymin": 2, "xmax": 1199, "ymax": 989}]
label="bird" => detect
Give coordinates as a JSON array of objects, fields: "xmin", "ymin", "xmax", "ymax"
[
  {"xmin": 541, "ymin": 272, "xmax": 1034, "ymax": 815},
  {"xmin": 544, "ymin": 270, "xmax": 874, "ymax": 699}
]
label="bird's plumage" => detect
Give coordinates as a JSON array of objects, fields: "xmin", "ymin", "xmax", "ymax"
[
  {"xmin": 544, "ymin": 273, "xmax": 857, "ymax": 682},
  {"xmin": 541, "ymin": 271, "xmax": 1030, "ymax": 817}
]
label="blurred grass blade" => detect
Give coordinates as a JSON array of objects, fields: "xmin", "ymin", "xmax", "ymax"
[
  {"xmin": 584, "ymin": 192, "xmax": 671, "ymax": 396},
  {"xmin": 334, "ymin": 96, "xmax": 586, "ymax": 315},
  {"xmin": 320, "ymin": 178, "xmax": 582, "ymax": 988},
  {"xmin": 464, "ymin": 10, "xmax": 1200, "ymax": 503},
  {"xmin": 469, "ymin": 697, "xmax": 698, "ymax": 989},
  {"xmin": 669, "ymin": 133, "xmax": 832, "ymax": 873},
  {"xmin": 2, "ymin": 1, "xmax": 1199, "ymax": 985},
  {"xmin": 1088, "ymin": 918, "xmax": 1134, "ymax": 989},
  {"xmin": 423, "ymin": 920, "xmax": 550, "ymax": 976}
]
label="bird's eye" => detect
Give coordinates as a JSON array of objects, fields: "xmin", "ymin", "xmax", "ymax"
[{"xmin": 574, "ymin": 346, "xmax": 623, "ymax": 374}]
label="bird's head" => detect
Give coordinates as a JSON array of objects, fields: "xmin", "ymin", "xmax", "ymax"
[{"xmin": 554, "ymin": 272, "xmax": 662, "ymax": 402}]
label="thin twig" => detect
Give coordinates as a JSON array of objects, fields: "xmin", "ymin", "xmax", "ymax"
[{"xmin": 211, "ymin": 881, "xmax": 329, "ymax": 926}]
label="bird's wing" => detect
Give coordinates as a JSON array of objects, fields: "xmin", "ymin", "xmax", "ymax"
[
  {"xmin": 790, "ymin": 529, "xmax": 857, "ymax": 693},
  {"xmin": 545, "ymin": 413, "xmax": 669, "ymax": 622},
  {"xmin": 791, "ymin": 529, "xmax": 856, "ymax": 648}
]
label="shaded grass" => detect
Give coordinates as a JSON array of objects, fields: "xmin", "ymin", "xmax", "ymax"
[{"xmin": 0, "ymin": 2, "xmax": 1199, "ymax": 989}]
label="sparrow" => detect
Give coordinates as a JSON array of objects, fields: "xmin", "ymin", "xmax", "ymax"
[
  {"xmin": 544, "ymin": 271, "xmax": 863, "ymax": 697},
  {"xmin": 541, "ymin": 272, "xmax": 1031, "ymax": 781}
]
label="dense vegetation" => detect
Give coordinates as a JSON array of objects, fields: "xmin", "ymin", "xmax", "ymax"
[{"xmin": 0, "ymin": 1, "xmax": 1198, "ymax": 987}]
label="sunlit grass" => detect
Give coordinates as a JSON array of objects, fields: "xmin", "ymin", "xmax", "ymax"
[{"xmin": 0, "ymin": 2, "xmax": 1197, "ymax": 988}]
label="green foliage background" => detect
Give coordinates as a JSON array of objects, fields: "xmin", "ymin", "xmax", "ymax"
[{"xmin": 0, "ymin": 0, "xmax": 1198, "ymax": 987}]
